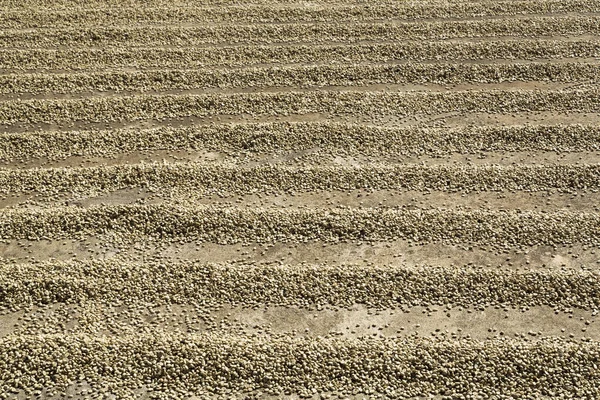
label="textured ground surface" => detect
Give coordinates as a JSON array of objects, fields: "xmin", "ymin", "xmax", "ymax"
[{"xmin": 1, "ymin": 0, "xmax": 600, "ymax": 398}]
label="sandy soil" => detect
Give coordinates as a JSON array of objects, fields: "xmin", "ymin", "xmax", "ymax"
[{"xmin": 1, "ymin": 0, "xmax": 600, "ymax": 398}]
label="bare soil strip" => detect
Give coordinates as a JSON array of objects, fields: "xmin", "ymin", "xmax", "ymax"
[
  {"xmin": 2, "ymin": 238, "xmax": 597, "ymax": 272},
  {"xmin": 3, "ymin": 303, "xmax": 598, "ymax": 342},
  {"xmin": 8, "ymin": 187, "xmax": 596, "ymax": 213}
]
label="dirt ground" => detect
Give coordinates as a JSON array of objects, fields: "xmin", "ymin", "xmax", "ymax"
[{"xmin": 1, "ymin": 0, "xmax": 600, "ymax": 398}]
